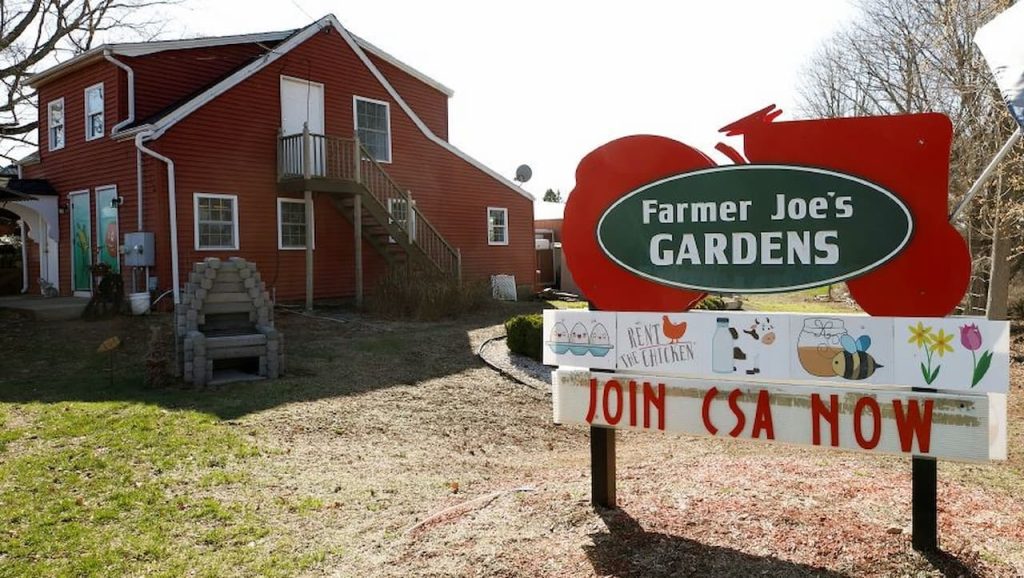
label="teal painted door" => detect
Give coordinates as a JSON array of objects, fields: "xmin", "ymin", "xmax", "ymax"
[{"xmin": 70, "ymin": 192, "xmax": 92, "ymax": 293}]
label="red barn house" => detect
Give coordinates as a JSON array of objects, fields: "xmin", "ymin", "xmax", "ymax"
[{"xmin": 11, "ymin": 14, "xmax": 535, "ymax": 305}]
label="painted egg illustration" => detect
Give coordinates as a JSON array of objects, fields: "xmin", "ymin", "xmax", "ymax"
[
  {"xmin": 590, "ymin": 324, "xmax": 611, "ymax": 346},
  {"xmin": 550, "ymin": 322, "xmax": 569, "ymax": 342},
  {"xmin": 569, "ymin": 323, "xmax": 589, "ymax": 344},
  {"xmin": 568, "ymin": 323, "xmax": 590, "ymax": 355}
]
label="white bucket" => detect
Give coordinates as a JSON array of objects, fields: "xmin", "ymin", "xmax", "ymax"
[{"xmin": 128, "ymin": 291, "xmax": 151, "ymax": 315}]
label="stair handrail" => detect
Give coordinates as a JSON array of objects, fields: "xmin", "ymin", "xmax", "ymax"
[
  {"xmin": 352, "ymin": 136, "xmax": 461, "ymax": 278},
  {"xmin": 278, "ymin": 130, "xmax": 461, "ymax": 278}
]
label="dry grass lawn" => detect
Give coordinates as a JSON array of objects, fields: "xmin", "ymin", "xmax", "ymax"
[{"xmin": 0, "ymin": 299, "xmax": 1021, "ymax": 577}]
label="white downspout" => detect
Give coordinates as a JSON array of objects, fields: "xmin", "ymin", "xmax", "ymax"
[
  {"xmin": 136, "ymin": 149, "xmax": 143, "ymax": 229},
  {"xmin": 19, "ymin": 220, "xmax": 29, "ymax": 294},
  {"xmin": 104, "ymin": 51, "xmax": 135, "ymax": 134},
  {"xmin": 106, "ymin": 51, "xmax": 143, "ymax": 230},
  {"xmin": 135, "ymin": 132, "xmax": 180, "ymax": 304}
]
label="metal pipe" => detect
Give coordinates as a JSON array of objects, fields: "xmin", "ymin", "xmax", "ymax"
[
  {"xmin": 136, "ymin": 148, "xmax": 143, "ymax": 230},
  {"xmin": 19, "ymin": 220, "xmax": 29, "ymax": 293},
  {"xmin": 103, "ymin": 51, "xmax": 135, "ymax": 134},
  {"xmin": 949, "ymin": 127, "xmax": 1022, "ymax": 222},
  {"xmin": 135, "ymin": 132, "xmax": 181, "ymax": 304}
]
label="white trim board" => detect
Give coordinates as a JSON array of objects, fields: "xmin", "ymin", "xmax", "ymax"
[
  {"xmin": 28, "ymin": 27, "xmax": 453, "ymax": 99},
  {"xmin": 349, "ymin": 32, "xmax": 453, "ymax": 97}
]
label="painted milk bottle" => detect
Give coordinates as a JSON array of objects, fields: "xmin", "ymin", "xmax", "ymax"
[{"xmin": 712, "ymin": 317, "xmax": 733, "ymax": 373}]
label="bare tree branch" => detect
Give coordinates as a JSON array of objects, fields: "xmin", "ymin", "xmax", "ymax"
[{"xmin": 0, "ymin": 0, "xmax": 177, "ymax": 162}]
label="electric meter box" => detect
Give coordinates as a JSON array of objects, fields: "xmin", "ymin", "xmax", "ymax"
[{"xmin": 124, "ymin": 232, "xmax": 155, "ymax": 267}]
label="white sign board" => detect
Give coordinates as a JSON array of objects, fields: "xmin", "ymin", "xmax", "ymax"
[
  {"xmin": 554, "ymin": 369, "xmax": 1007, "ymax": 462},
  {"xmin": 543, "ymin": 311, "xmax": 1010, "ymax": 394}
]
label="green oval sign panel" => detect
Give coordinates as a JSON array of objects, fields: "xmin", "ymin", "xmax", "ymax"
[{"xmin": 597, "ymin": 165, "xmax": 914, "ymax": 293}]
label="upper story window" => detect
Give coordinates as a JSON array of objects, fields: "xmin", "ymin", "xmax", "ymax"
[
  {"xmin": 194, "ymin": 193, "xmax": 239, "ymax": 250},
  {"xmin": 488, "ymin": 207, "xmax": 509, "ymax": 246},
  {"xmin": 354, "ymin": 96, "xmax": 391, "ymax": 163},
  {"xmin": 85, "ymin": 83, "xmax": 104, "ymax": 140},
  {"xmin": 47, "ymin": 98, "xmax": 65, "ymax": 151}
]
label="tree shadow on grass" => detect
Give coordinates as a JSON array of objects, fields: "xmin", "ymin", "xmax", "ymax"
[
  {"xmin": 0, "ymin": 301, "xmax": 540, "ymax": 420},
  {"xmin": 585, "ymin": 507, "xmax": 850, "ymax": 578}
]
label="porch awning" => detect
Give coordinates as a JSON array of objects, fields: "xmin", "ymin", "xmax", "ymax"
[
  {"xmin": 0, "ymin": 187, "xmax": 37, "ymax": 201},
  {"xmin": 3, "ymin": 178, "xmax": 56, "ymax": 196}
]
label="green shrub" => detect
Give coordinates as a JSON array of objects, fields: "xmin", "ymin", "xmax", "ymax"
[
  {"xmin": 505, "ymin": 314, "xmax": 543, "ymax": 361},
  {"xmin": 694, "ymin": 295, "xmax": 726, "ymax": 310},
  {"xmin": 366, "ymin": 267, "xmax": 490, "ymax": 321}
]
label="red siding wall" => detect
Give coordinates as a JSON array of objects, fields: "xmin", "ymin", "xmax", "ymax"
[
  {"xmin": 366, "ymin": 53, "xmax": 449, "ymax": 141},
  {"xmin": 149, "ymin": 26, "xmax": 534, "ymax": 301},
  {"xmin": 127, "ymin": 43, "xmax": 274, "ymax": 122},
  {"xmin": 535, "ymin": 218, "xmax": 563, "ymax": 242},
  {"xmin": 23, "ymin": 60, "xmax": 140, "ymax": 296},
  {"xmin": 25, "ymin": 26, "xmax": 535, "ymax": 302}
]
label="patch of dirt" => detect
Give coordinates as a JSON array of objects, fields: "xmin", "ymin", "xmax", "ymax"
[
  {"xmin": 5, "ymin": 304, "xmax": 1022, "ymax": 576},
  {"xmin": 216, "ymin": 308, "xmax": 1024, "ymax": 577}
]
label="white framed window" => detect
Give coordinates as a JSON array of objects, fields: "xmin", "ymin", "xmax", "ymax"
[
  {"xmin": 48, "ymin": 98, "xmax": 65, "ymax": 151},
  {"xmin": 487, "ymin": 207, "xmax": 509, "ymax": 246},
  {"xmin": 194, "ymin": 193, "xmax": 239, "ymax": 250},
  {"xmin": 353, "ymin": 96, "xmax": 391, "ymax": 163},
  {"xmin": 84, "ymin": 83, "xmax": 104, "ymax": 141},
  {"xmin": 277, "ymin": 198, "xmax": 315, "ymax": 250},
  {"xmin": 387, "ymin": 197, "xmax": 416, "ymax": 243}
]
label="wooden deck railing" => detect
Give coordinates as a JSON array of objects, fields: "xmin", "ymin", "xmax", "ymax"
[{"xmin": 278, "ymin": 127, "xmax": 461, "ymax": 279}]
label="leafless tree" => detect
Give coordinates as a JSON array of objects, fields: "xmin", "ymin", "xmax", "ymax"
[
  {"xmin": 0, "ymin": 0, "xmax": 174, "ymax": 164},
  {"xmin": 797, "ymin": 0, "xmax": 1024, "ymax": 313}
]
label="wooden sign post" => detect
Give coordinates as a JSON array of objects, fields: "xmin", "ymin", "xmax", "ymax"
[{"xmin": 552, "ymin": 107, "xmax": 1010, "ymax": 551}]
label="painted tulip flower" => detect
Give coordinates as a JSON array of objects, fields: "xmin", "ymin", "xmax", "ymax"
[{"xmin": 960, "ymin": 324, "xmax": 983, "ymax": 351}]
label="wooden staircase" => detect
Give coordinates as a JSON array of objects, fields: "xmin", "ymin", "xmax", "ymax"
[{"xmin": 277, "ymin": 128, "xmax": 461, "ymax": 279}]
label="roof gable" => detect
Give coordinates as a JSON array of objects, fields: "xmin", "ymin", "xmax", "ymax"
[{"xmin": 128, "ymin": 14, "xmax": 532, "ymax": 201}]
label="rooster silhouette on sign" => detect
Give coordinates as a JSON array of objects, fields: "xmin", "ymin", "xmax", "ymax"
[{"xmin": 662, "ymin": 316, "xmax": 688, "ymax": 343}]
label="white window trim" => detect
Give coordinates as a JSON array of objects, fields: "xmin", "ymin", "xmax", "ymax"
[
  {"xmin": 277, "ymin": 197, "xmax": 315, "ymax": 250},
  {"xmin": 84, "ymin": 82, "xmax": 104, "ymax": 141},
  {"xmin": 193, "ymin": 193, "xmax": 239, "ymax": 251},
  {"xmin": 48, "ymin": 98, "xmax": 65, "ymax": 151},
  {"xmin": 352, "ymin": 95, "xmax": 392, "ymax": 164},
  {"xmin": 487, "ymin": 206, "xmax": 509, "ymax": 246},
  {"xmin": 386, "ymin": 197, "xmax": 417, "ymax": 243}
]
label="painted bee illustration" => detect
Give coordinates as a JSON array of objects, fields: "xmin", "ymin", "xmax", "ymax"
[{"xmin": 832, "ymin": 334, "xmax": 882, "ymax": 380}]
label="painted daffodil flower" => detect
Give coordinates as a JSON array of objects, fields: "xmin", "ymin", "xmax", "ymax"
[
  {"xmin": 907, "ymin": 321, "xmax": 933, "ymax": 348},
  {"xmin": 931, "ymin": 328, "xmax": 955, "ymax": 357}
]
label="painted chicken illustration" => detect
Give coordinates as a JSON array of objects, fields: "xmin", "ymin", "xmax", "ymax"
[{"xmin": 662, "ymin": 315, "xmax": 688, "ymax": 343}]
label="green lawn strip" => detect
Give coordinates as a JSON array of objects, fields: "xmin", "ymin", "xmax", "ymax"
[{"xmin": 0, "ymin": 389, "xmax": 324, "ymax": 577}]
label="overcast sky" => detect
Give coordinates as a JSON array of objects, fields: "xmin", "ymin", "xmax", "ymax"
[{"xmin": 161, "ymin": 1, "xmax": 858, "ymax": 202}]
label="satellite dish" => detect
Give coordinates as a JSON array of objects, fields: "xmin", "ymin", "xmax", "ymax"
[{"xmin": 514, "ymin": 164, "xmax": 532, "ymax": 184}]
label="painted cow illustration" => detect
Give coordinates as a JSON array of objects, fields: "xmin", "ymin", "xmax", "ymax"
[{"xmin": 730, "ymin": 317, "xmax": 777, "ymax": 375}]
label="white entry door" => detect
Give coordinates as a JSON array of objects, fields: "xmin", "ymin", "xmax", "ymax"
[{"xmin": 280, "ymin": 76, "xmax": 325, "ymax": 176}]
